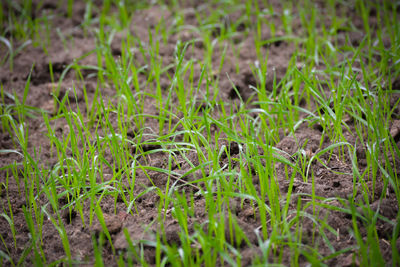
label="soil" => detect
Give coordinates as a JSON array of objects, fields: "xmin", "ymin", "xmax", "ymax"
[{"xmin": 0, "ymin": 0, "xmax": 399, "ymax": 266}]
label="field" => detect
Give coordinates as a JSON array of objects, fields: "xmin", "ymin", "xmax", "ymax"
[{"xmin": 0, "ymin": 0, "xmax": 399, "ymax": 266}]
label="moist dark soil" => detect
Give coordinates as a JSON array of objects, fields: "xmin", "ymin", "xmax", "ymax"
[{"xmin": 0, "ymin": 1, "xmax": 399, "ymax": 266}]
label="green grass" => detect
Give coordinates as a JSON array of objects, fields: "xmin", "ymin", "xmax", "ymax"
[{"xmin": 0, "ymin": 0, "xmax": 399, "ymax": 266}]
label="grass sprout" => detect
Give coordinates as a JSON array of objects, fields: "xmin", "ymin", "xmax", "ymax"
[{"xmin": 0, "ymin": 0, "xmax": 399, "ymax": 266}]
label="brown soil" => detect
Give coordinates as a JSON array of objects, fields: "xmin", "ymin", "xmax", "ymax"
[{"xmin": 0, "ymin": 0, "xmax": 399, "ymax": 266}]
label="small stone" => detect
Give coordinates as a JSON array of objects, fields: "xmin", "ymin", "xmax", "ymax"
[
  {"xmin": 342, "ymin": 253, "xmax": 359, "ymax": 267},
  {"xmin": 370, "ymin": 199, "xmax": 398, "ymax": 219},
  {"xmin": 241, "ymin": 207, "xmax": 255, "ymax": 218},
  {"xmin": 226, "ymin": 198, "xmax": 240, "ymax": 214},
  {"xmin": 92, "ymin": 213, "xmax": 122, "ymax": 234},
  {"xmin": 45, "ymin": 82, "xmax": 58, "ymax": 95},
  {"xmin": 45, "ymin": 82, "xmax": 83, "ymax": 102},
  {"xmin": 390, "ymin": 120, "xmax": 400, "ymax": 141},
  {"xmin": 117, "ymin": 211, "xmax": 129, "ymax": 222},
  {"xmin": 114, "ymin": 223, "xmax": 155, "ymax": 250},
  {"xmin": 41, "ymin": 99, "xmax": 55, "ymax": 114}
]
